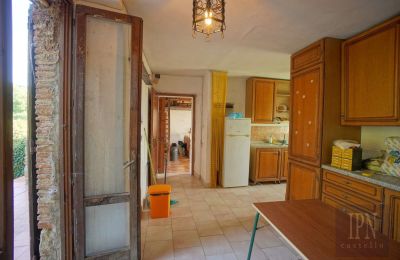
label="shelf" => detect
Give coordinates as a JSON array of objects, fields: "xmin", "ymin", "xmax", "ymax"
[{"xmin": 276, "ymin": 93, "xmax": 290, "ymax": 97}]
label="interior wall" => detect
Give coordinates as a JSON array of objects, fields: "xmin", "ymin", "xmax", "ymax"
[
  {"xmin": 227, "ymin": 76, "xmax": 247, "ymax": 114},
  {"xmin": 201, "ymin": 71, "xmax": 212, "ymax": 186},
  {"xmin": 155, "ymin": 75, "xmax": 204, "ymax": 178},
  {"xmin": 140, "ymin": 83, "xmax": 150, "ymax": 206},
  {"xmin": 170, "ymin": 108, "xmax": 192, "ymax": 146},
  {"xmin": 361, "ymin": 126, "xmax": 400, "ymax": 151}
]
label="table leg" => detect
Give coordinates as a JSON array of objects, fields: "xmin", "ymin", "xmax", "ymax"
[{"xmin": 247, "ymin": 212, "xmax": 260, "ymax": 260}]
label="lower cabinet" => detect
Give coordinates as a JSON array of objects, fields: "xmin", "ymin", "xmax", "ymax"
[
  {"xmin": 286, "ymin": 160, "xmax": 321, "ymax": 200},
  {"xmin": 383, "ymin": 189, "xmax": 400, "ymax": 242},
  {"xmin": 250, "ymin": 147, "xmax": 288, "ymax": 183}
]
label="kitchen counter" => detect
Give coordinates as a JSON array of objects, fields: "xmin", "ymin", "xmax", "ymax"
[
  {"xmin": 250, "ymin": 142, "xmax": 288, "ymax": 149},
  {"xmin": 322, "ymin": 164, "xmax": 400, "ymax": 192}
]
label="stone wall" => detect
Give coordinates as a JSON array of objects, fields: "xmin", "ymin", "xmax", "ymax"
[{"xmin": 31, "ymin": 1, "xmax": 62, "ymax": 259}]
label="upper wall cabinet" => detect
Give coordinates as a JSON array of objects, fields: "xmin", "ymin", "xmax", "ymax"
[
  {"xmin": 246, "ymin": 78, "xmax": 276, "ymax": 123},
  {"xmin": 245, "ymin": 78, "xmax": 290, "ymax": 123},
  {"xmin": 341, "ymin": 16, "xmax": 400, "ymax": 125}
]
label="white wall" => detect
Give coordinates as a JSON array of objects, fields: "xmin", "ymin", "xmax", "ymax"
[
  {"xmin": 140, "ymin": 83, "xmax": 150, "ymax": 206},
  {"xmin": 361, "ymin": 126, "xmax": 400, "ymax": 151},
  {"xmin": 201, "ymin": 72, "xmax": 212, "ymax": 186},
  {"xmin": 155, "ymin": 75, "xmax": 206, "ymax": 180},
  {"xmin": 170, "ymin": 109, "xmax": 192, "ymax": 145},
  {"xmin": 227, "ymin": 76, "xmax": 247, "ymax": 114}
]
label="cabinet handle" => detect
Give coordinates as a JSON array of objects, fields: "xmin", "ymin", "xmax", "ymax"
[
  {"xmin": 310, "ymin": 79, "xmax": 314, "ymax": 83},
  {"xmin": 306, "ymin": 143, "xmax": 310, "ymax": 147},
  {"xmin": 308, "ymin": 121, "xmax": 312, "ymax": 125},
  {"xmin": 295, "ymin": 130, "xmax": 298, "ymax": 135},
  {"xmin": 297, "ymin": 110, "xmax": 301, "ymax": 115},
  {"xmin": 296, "ymin": 90, "xmax": 300, "ymax": 94},
  {"xmin": 302, "ymin": 94, "xmax": 306, "ymax": 99}
]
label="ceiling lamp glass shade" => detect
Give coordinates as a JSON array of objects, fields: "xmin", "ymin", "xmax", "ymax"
[{"xmin": 192, "ymin": 0, "xmax": 226, "ymax": 38}]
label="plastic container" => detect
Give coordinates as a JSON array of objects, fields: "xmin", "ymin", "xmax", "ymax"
[
  {"xmin": 148, "ymin": 184, "xmax": 172, "ymax": 218},
  {"xmin": 170, "ymin": 143, "xmax": 178, "ymax": 161}
]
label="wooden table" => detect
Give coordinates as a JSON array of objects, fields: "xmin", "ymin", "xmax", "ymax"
[{"xmin": 247, "ymin": 200, "xmax": 400, "ymax": 260}]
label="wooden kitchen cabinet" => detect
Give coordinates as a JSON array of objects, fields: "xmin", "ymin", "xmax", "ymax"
[
  {"xmin": 250, "ymin": 147, "xmax": 288, "ymax": 183},
  {"xmin": 342, "ymin": 16, "xmax": 400, "ymax": 126},
  {"xmin": 290, "ymin": 64, "xmax": 322, "ymax": 165},
  {"xmin": 280, "ymin": 149, "xmax": 288, "ymax": 180},
  {"xmin": 286, "ymin": 160, "xmax": 321, "ymax": 200},
  {"xmin": 246, "ymin": 78, "xmax": 276, "ymax": 123},
  {"xmin": 383, "ymin": 189, "xmax": 400, "ymax": 242}
]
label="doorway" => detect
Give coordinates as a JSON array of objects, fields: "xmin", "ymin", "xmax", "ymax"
[
  {"xmin": 12, "ymin": 0, "xmax": 33, "ymax": 259},
  {"xmin": 156, "ymin": 95, "xmax": 195, "ymax": 178}
]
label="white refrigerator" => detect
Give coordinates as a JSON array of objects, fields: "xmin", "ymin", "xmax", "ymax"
[{"xmin": 222, "ymin": 118, "xmax": 251, "ymax": 187}]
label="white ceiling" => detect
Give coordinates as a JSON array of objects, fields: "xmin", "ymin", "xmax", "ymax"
[{"xmin": 124, "ymin": 0, "xmax": 400, "ymax": 79}]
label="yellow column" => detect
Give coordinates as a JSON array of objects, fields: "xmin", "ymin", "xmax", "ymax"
[{"xmin": 210, "ymin": 71, "xmax": 227, "ymax": 188}]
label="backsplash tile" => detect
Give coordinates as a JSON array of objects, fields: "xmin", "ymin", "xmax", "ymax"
[{"xmin": 251, "ymin": 125, "xmax": 289, "ymax": 142}]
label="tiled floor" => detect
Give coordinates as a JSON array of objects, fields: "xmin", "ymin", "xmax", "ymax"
[
  {"xmin": 167, "ymin": 156, "xmax": 191, "ymax": 175},
  {"xmin": 142, "ymin": 174, "xmax": 300, "ymax": 260},
  {"xmin": 14, "ymin": 176, "xmax": 30, "ymax": 260}
]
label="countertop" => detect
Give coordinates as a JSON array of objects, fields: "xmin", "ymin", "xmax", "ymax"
[
  {"xmin": 321, "ymin": 164, "xmax": 400, "ymax": 192},
  {"xmin": 250, "ymin": 141, "xmax": 288, "ymax": 149}
]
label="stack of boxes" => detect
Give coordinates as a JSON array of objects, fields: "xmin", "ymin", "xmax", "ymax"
[{"xmin": 331, "ymin": 145, "xmax": 362, "ymax": 171}]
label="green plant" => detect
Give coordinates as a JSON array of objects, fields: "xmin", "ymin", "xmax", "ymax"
[{"xmin": 13, "ymin": 138, "xmax": 26, "ymax": 179}]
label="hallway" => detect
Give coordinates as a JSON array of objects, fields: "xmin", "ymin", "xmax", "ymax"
[{"xmin": 141, "ymin": 175, "xmax": 299, "ymax": 260}]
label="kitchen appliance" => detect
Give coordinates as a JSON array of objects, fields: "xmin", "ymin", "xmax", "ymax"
[{"xmin": 222, "ymin": 117, "xmax": 251, "ymax": 187}]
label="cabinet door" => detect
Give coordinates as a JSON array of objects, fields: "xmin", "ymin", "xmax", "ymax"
[
  {"xmin": 286, "ymin": 160, "xmax": 320, "ymax": 200},
  {"xmin": 290, "ymin": 65, "xmax": 322, "ymax": 166},
  {"xmin": 256, "ymin": 149, "xmax": 280, "ymax": 181},
  {"xmin": 280, "ymin": 149, "xmax": 289, "ymax": 180},
  {"xmin": 253, "ymin": 80, "xmax": 275, "ymax": 123},
  {"xmin": 383, "ymin": 189, "xmax": 400, "ymax": 242},
  {"xmin": 342, "ymin": 20, "xmax": 400, "ymax": 125}
]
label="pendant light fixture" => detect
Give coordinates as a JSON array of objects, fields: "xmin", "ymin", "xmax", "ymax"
[{"xmin": 192, "ymin": 0, "xmax": 226, "ymax": 38}]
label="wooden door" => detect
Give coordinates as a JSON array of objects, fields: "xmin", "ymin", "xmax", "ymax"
[
  {"xmin": 383, "ymin": 189, "xmax": 400, "ymax": 242},
  {"xmin": 342, "ymin": 18, "xmax": 400, "ymax": 125},
  {"xmin": 256, "ymin": 149, "xmax": 280, "ymax": 181},
  {"xmin": 72, "ymin": 6, "xmax": 142, "ymax": 259},
  {"xmin": 280, "ymin": 149, "xmax": 289, "ymax": 180},
  {"xmin": 0, "ymin": 0, "xmax": 13, "ymax": 258},
  {"xmin": 150, "ymin": 90, "xmax": 159, "ymax": 178},
  {"xmin": 253, "ymin": 79, "xmax": 275, "ymax": 123},
  {"xmin": 286, "ymin": 160, "xmax": 321, "ymax": 200},
  {"xmin": 290, "ymin": 65, "xmax": 322, "ymax": 166}
]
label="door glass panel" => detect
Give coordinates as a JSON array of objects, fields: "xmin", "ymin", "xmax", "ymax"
[
  {"xmin": 85, "ymin": 203, "xmax": 130, "ymax": 255},
  {"xmin": 83, "ymin": 16, "xmax": 132, "ymax": 256},
  {"xmin": 84, "ymin": 16, "xmax": 132, "ymax": 196}
]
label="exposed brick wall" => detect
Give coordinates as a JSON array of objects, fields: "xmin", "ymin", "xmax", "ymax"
[{"xmin": 31, "ymin": 1, "xmax": 62, "ymax": 259}]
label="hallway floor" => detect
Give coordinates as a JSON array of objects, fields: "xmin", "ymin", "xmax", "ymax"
[
  {"xmin": 141, "ymin": 175, "xmax": 299, "ymax": 260},
  {"xmin": 166, "ymin": 156, "xmax": 191, "ymax": 176}
]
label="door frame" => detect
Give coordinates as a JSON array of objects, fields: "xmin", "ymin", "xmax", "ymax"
[
  {"xmin": 0, "ymin": 0, "xmax": 13, "ymax": 258},
  {"xmin": 71, "ymin": 5, "xmax": 142, "ymax": 259},
  {"xmin": 157, "ymin": 93, "xmax": 196, "ymax": 176}
]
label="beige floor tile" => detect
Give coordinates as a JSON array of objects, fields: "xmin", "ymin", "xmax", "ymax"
[
  {"xmin": 149, "ymin": 217, "xmax": 172, "ymax": 227},
  {"xmin": 215, "ymin": 213, "xmax": 241, "ymax": 227},
  {"xmin": 172, "ymin": 217, "xmax": 196, "ymax": 231},
  {"xmin": 173, "ymin": 230, "xmax": 201, "ymax": 249},
  {"xmin": 222, "ymin": 225, "xmax": 250, "ymax": 242},
  {"xmin": 174, "ymin": 246, "xmax": 206, "ymax": 260},
  {"xmin": 205, "ymin": 253, "xmax": 237, "ymax": 260},
  {"xmin": 262, "ymin": 246, "xmax": 299, "ymax": 260},
  {"xmin": 146, "ymin": 225, "xmax": 173, "ymax": 241},
  {"xmin": 230, "ymin": 241, "xmax": 268, "ymax": 260},
  {"xmin": 196, "ymin": 220, "xmax": 223, "ymax": 237},
  {"xmin": 192, "ymin": 210, "xmax": 217, "ymax": 223},
  {"xmin": 253, "ymin": 227, "xmax": 283, "ymax": 249},
  {"xmin": 143, "ymin": 240, "xmax": 174, "ymax": 260},
  {"xmin": 210, "ymin": 205, "xmax": 232, "ymax": 215},
  {"xmin": 171, "ymin": 206, "xmax": 193, "ymax": 218},
  {"xmin": 200, "ymin": 235, "xmax": 233, "ymax": 256}
]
